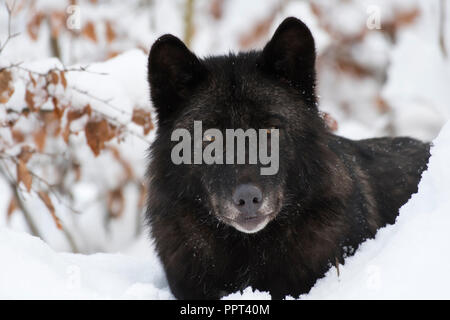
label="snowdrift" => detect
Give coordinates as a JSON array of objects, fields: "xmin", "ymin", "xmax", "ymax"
[
  {"xmin": 0, "ymin": 230, "xmax": 171, "ymax": 299},
  {"xmin": 1, "ymin": 121, "xmax": 449, "ymax": 299}
]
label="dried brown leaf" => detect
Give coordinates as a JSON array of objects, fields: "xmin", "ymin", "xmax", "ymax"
[
  {"xmin": 33, "ymin": 127, "xmax": 46, "ymax": 152},
  {"xmin": 107, "ymin": 188, "xmax": 124, "ymax": 218},
  {"xmin": 27, "ymin": 12, "xmax": 44, "ymax": 41},
  {"xmin": 11, "ymin": 129, "xmax": 25, "ymax": 143},
  {"xmin": 85, "ymin": 119, "xmax": 113, "ymax": 156},
  {"xmin": 67, "ymin": 105, "xmax": 90, "ymax": 123},
  {"xmin": 49, "ymin": 11, "xmax": 65, "ymax": 37},
  {"xmin": 73, "ymin": 162, "xmax": 81, "ymax": 182},
  {"xmin": 62, "ymin": 123, "xmax": 70, "ymax": 143},
  {"xmin": 106, "ymin": 51, "xmax": 120, "ymax": 60},
  {"xmin": 395, "ymin": 8, "xmax": 420, "ymax": 27},
  {"xmin": 0, "ymin": 70, "xmax": 15, "ymax": 104},
  {"xmin": 210, "ymin": 0, "xmax": 224, "ymax": 20},
  {"xmin": 109, "ymin": 146, "xmax": 134, "ymax": 179},
  {"xmin": 63, "ymin": 104, "xmax": 92, "ymax": 142},
  {"xmin": 48, "ymin": 70, "xmax": 59, "ymax": 85},
  {"xmin": 25, "ymin": 89, "xmax": 36, "ymax": 111},
  {"xmin": 375, "ymin": 96, "xmax": 390, "ymax": 113},
  {"xmin": 309, "ymin": 3, "xmax": 322, "ymax": 18},
  {"xmin": 52, "ymin": 97, "xmax": 63, "ymax": 119},
  {"xmin": 82, "ymin": 21, "xmax": 97, "ymax": 42},
  {"xmin": 7, "ymin": 196, "xmax": 18, "ymax": 219},
  {"xmin": 132, "ymin": 108, "xmax": 154, "ymax": 135},
  {"xmin": 29, "ymin": 72, "xmax": 37, "ymax": 87},
  {"xmin": 18, "ymin": 146, "xmax": 34, "ymax": 163},
  {"xmin": 37, "ymin": 191, "xmax": 62, "ymax": 230},
  {"xmin": 138, "ymin": 183, "xmax": 147, "ymax": 209},
  {"xmin": 60, "ymin": 71, "xmax": 67, "ymax": 89},
  {"xmin": 384, "ymin": 8, "xmax": 421, "ymax": 39},
  {"xmin": 17, "ymin": 159, "xmax": 32, "ymax": 192},
  {"xmin": 105, "ymin": 21, "xmax": 116, "ymax": 43}
]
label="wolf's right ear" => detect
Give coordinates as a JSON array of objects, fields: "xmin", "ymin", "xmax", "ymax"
[
  {"xmin": 148, "ymin": 34, "xmax": 205, "ymax": 120},
  {"xmin": 260, "ymin": 17, "xmax": 316, "ymax": 101}
]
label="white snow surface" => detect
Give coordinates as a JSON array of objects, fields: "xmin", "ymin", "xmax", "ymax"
[
  {"xmin": 0, "ymin": 230, "xmax": 172, "ymax": 299},
  {"xmin": 1, "ymin": 121, "xmax": 450, "ymax": 299}
]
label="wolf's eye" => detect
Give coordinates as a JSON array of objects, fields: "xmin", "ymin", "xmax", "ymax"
[
  {"xmin": 204, "ymin": 135, "xmax": 215, "ymax": 142},
  {"xmin": 266, "ymin": 126, "xmax": 278, "ymax": 134}
]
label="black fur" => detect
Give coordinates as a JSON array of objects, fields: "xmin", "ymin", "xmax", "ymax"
[{"xmin": 146, "ymin": 17, "xmax": 430, "ymax": 299}]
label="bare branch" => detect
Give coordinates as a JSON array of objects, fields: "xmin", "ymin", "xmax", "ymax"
[
  {"xmin": 0, "ymin": 61, "xmax": 22, "ymax": 72},
  {"xmin": 2, "ymin": 154, "xmax": 80, "ymax": 214},
  {"xmin": 0, "ymin": 0, "xmax": 20, "ymax": 55},
  {"xmin": 0, "ymin": 157, "xmax": 80, "ymax": 252},
  {"xmin": 7, "ymin": 63, "xmax": 108, "ymax": 77},
  {"xmin": 63, "ymin": 64, "xmax": 109, "ymax": 76}
]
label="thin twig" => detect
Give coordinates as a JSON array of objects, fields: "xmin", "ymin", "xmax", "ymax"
[
  {"xmin": 2, "ymin": 154, "xmax": 81, "ymax": 215},
  {"xmin": 0, "ymin": 61, "xmax": 22, "ymax": 72},
  {"xmin": 63, "ymin": 64, "xmax": 109, "ymax": 76},
  {"xmin": 0, "ymin": 157, "xmax": 80, "ymax": 252},
  {"xmin": 0, "ymin": 1, "xmax": 20, "ymax": 55},
  {"xmin": 11, "ymin": 63, "xmax": 108, "ymax": 76},
  {"xmin": 70, "ymin": 87, "xmax": 117, "ymax": 111}
]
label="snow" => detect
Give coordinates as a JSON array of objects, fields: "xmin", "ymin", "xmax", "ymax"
[
  {"xmin": 68, "ymin": 49, "xmax": 151, "ymax": 122},
  {"xmin": 0, "ymin": 229, "xmax": 172, "ymax": 299},
  {"xmin": 382, "ymin": 32, "xmax": 450, "ymax": 141},
  {"xmin": 1, "ymin": 120, "xmax": 450, "ymax": 299},
  {"xmin": 223, "ymin": 287, "xmax": 271, "ymax": 300}
]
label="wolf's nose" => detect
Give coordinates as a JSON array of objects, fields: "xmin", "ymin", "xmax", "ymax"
[{"xmin": 232, "ymin": 184, "xmax": 263, "ymax": 217}]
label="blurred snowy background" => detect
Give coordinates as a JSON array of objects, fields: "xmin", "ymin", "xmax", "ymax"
[{"xmin": 0, "ymin": 0, "xmax": 449, "ymax": 299}]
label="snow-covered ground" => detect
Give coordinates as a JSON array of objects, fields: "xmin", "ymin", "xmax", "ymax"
[
  {"xmin": 1, "ymin": 120, "xmax": 449, "ymax": 299},
  {"xmin": 0, "ymin": 229, "xmax": 172, "ymax": 299}
]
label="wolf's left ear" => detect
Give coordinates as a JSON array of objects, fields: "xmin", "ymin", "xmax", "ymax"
[
  {"xmin": 148, "ymin": 34, "xmax": 206, "ymax": 120},
  {"xmin": 260, "ymin": 17, "xmax": 316, "ymax": 100}
]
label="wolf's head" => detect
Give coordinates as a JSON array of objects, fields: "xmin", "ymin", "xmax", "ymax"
[{"xmin": 147, "ymin": 17, "xmax": 328, "ymax": 234}]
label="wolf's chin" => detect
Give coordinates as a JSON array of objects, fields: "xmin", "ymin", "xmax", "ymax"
[
  {"xmin": 220, "ymin": 214, "xmax": 274, "ymax": 233},
  {"xmin": 230, "ymin": 218, "xmax": 271, "ymax": 234}
]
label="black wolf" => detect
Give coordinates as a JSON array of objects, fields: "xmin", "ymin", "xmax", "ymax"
[{"xmin": 145, "ymin": 17, "xmax": 430, "ymax": 299}]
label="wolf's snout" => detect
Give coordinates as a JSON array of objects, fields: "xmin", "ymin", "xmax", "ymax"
[{"xmin": 232, "ymin": 184, "xmax": 263, "ymax": 216}]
